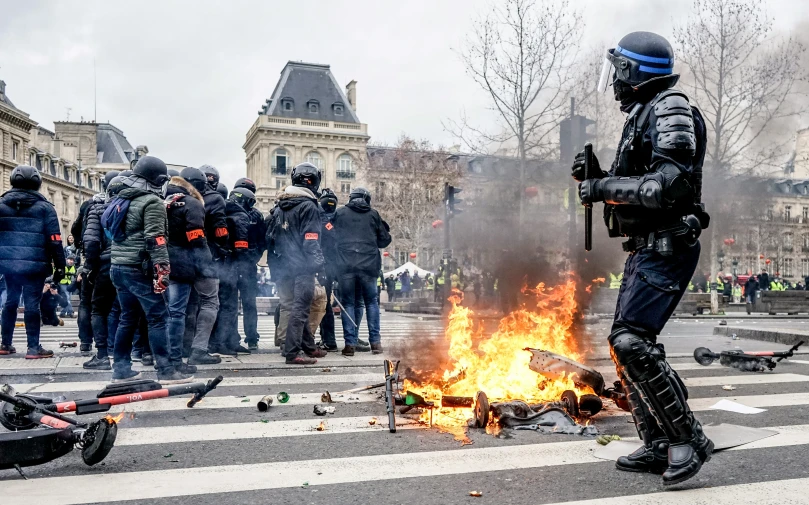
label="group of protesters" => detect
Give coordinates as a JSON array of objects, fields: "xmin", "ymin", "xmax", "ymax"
[{"xmin": 0, "ymin": 158, "xmax": 391, "ymax": 382}]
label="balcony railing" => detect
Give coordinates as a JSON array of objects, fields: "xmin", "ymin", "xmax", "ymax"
[
  {"xmin": 335, "ymin": 170, "xmax": 356, "ymax": 179},
  {"xmin": 272, "ymin": 166, "xmax": 287, "ymax": 175}
]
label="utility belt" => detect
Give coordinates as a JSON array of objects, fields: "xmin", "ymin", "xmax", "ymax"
[{"xmin": 622, "ymin": 215, "xmax": 702, "ymax": 256}]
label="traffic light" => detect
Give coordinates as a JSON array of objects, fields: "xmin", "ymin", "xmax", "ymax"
[{"xmin": 445, "ymin": 184, "xmax": 463, "ymax": 217}]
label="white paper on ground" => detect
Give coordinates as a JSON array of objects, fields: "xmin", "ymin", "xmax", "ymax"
[{"xmin": 709, "ymin": 399, "xmax": 767, "ymax": 414}]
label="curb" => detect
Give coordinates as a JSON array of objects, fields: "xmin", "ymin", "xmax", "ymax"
[{"xmin": 713, "ymin": 326, "xmax": 809, "ymax": 346}]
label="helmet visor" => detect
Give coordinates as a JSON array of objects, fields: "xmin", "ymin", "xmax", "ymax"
[{"xmin": 596, "ymin": 48, "xmax": 614, "ymax": 93}]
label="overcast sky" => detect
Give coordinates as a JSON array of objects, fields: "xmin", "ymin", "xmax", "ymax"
[{"xmin": 1, "ymin": 0, "xmax": 807, "ymax": 187}]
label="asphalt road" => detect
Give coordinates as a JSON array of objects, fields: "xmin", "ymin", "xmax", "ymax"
[{"xmin": 2, "ymin": 313, "xmax": 809, "ymax": 505}]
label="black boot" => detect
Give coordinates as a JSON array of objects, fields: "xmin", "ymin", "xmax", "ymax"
[
  {"xmin": 662, "ymin": 422, "xmax": 714, "ymax": 486},
  {"xmin": 616, "ymin": 440, "xmax": 669, "ymax": 474},
  {"xmin": 188, "ymin": 349, "xmax": 222, "ymax": 365},
  {"xmin": 615, "ymin": 375, "xmax": 669, "ymax": 474}
]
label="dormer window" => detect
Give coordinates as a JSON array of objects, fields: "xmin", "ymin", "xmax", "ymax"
[
  {"xmin": 307, "ymin": 99, "xmax": 320, "ymax": 114},
  {"xmin": 333, "ymin": 102, "xmax": 344, "ymax": 116},
  {"xmin": 281, "ymin": 97, "xmax": 294, "ymax": 111}
]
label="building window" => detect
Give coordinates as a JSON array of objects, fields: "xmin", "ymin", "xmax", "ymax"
[
  {"xmin": 374, "ymin": 181, "xmax": 386, "ymax": 202},
  {"xmin": 747, "ymin": 230, "xmax": 756, "ymax": 249},
  {"xmin": 29, "ymin": 153, "xmax": 35, "ymax": 166},
  {"xmin": 340, "ymin": 182, "xmax": 351, "ymax": 194},
  {"xmin": 63, "ymin": 166, "xmax": 71, "ymax": 182},
  {"xmin": 333, "ymin": 103, "xmax": 344, "ymax": 116},
  {"xmin": 784, "ymin": 258, "xmax": 794, "ymax": 277},
  {"xmin": 804, "ymin": 234, "xmax": 809, "ymax": 251},
  {"xmin": 803, "ymin": 207, "xmax": 808, "ymax": 222},
  {"xmin": 305, "ymin": 151, "xmax": 322, "ymax": 169},
  {"xmin": 62, "ymin": 197, "xmax": 68, "ymax": 216},
  {"xmin": 307, "ymin": 100, "xmax": 319, "ymax": 114},
  {"xmin": 785, "ymin": 233, "xmax": 793, "ymax": 248},
  {"xmin": 785, "ymin": 205, "xmax": 792, "ymax": 222},
  {"xmin": 272, "ymin": 148, "xmax": 288, "ymax": 175},
  {"xmin": 767, "ymin": 206, "xmax": 774, "ymax": 221},
  {"xmin": 397, "ymin": 251, "xmax": 407, "ymax": 265},
  {"xmin": 275, "ymin": 178, "xmax": 287, "ymax": 189},
  {"xmin": 50, "ymin": 160, "xmax": 56, "ymax": 175},
  {"xmin": 336, "ymin": 154, "xmax": 355, "ymax": 179},
  {"xmin": 803, "ymin": 258, "xmax": 809, "ymax": 277},
  {"xmin": 281, "ymin": 98, "xmax": 294, "ymax": 111},
  {"xmin": 12, "ymin": 140, "xmax": 19, "ymax": 161}
]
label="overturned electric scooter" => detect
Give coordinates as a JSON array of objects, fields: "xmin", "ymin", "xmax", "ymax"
[
  {"xmin": 694, "ymin": 341, "xmax": 804, "ymax": 372},
  {"xmin": 0, "ymin": 376, "xmax": 223, "ymax": 477}
]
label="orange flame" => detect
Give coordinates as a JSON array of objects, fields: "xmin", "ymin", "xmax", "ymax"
[
  {"xmin": 104, "ymin": 412, "xmax": 125, "ymax": 424},
  {"xmin": 592, "ymin": 277, "xmax": 606, "ymax": 284},
  {"xmin": 402, "ymin": 281, "xmax": 592, "ymax": 440},
  {"xmin": 316, "ymin": 421, "xmax": 326, "ymax": 431}
]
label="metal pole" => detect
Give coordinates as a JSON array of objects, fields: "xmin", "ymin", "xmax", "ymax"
[{"xmin": 443, "ymin": 183, "xmax": 452, "ymax": 301}]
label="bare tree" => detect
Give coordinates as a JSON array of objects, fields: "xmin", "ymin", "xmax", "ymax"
[
  {"xmin": 674, "ymin": 0, "xmax": 808, "ymax": 173},
  {"xmin": 446, "ymin": 0, "xmax": 582, "ymax": 226},
  {"xmin": 361, "ymin": 136, "xmax": 463, "ymax": 269}
]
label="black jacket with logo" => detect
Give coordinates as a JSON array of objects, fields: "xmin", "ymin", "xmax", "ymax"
[
  {"xmin": 332, "ymin": 198, "xmax": 391, "ymax": 277},
  {"xmin": 265, "ymin": 186, "xmax": 324, "ymax": 280},
  {"xmin": 165, "ymin": 177, "xmax": 216, "ymax": 282}
]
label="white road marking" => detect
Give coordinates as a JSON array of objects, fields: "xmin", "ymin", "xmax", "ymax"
[{"xmin": 683, "ymin": 373, "xmax": 809, "ymax": 387}]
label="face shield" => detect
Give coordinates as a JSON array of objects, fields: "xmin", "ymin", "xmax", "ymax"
[{"xmin": 596, "ymin": 48, "xmax": 618, "ymax": 93}]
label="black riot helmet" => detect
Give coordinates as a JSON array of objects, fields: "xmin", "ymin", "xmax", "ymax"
[
  {"xmin": 120, "ymin": 170, "xmax": 133, "ymax": 178},
  {"xmin": 216, "ymin": 182, "xmax": 228, "ymax": 200},
  {"xmin": 103, "ymin": 170, "xmax": 120, "ymax": 190},
  {"xmin": 234, "ymin": 177, "xmax": 257, "ymax": 194},
  {"xmin": 229, "ymin": 187, "xmax": 256, "ymax": 211},
  {"xmin": 10, "ymin": 165, "xmax": 42, "ymax": 190},
  {"xmin": 180, "ymin": 167, "xmax": 208, "ymax": 194},
  {"xmin": 349, "ymin": 186, "xmax": 371, "ymax": 204},
  {"xmin": 133, "ymin": 156, "xmax": 170, "ymax": 186},
  {"xmin": 167, "ymin": 168, "xmax": 181, "ymax": 178},
  {"xmin": 319, "ymin": 188, "xmax": 338, "ymax": 213},
  {"xmin": 106, "ymin": 176, "xmax": 126, "ymax": 197},
  {"xmin": 200, "ymin": 165, "xmax": 220, "ymax": 190},
  {"xmin": 597, "ymin": 31, "xmax": 679, "ymax": 103},
  {"xmin": 291, "ymin": 162, "xmax": 320, "ymax": 193}
]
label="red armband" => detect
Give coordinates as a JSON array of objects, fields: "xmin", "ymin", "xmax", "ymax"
[
  {"xmin": 50, "ymin": 234, "xmax": 62, "ymax": 241},
  {"xmin": 215, "ymin": 227, "xmax": 228, "ymax": 238},
  {"xmin": 234, "ymin": 241, "xmax": 249, "ymax": 249},
  {"xmin": 186, "ymin": 229, "xmax": 205, "ymax": 241}
]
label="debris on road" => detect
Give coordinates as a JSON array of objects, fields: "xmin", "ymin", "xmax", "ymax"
[
  {"xmin": 719, "ymin": 320, "xmax": 727, "ymax": 326},
  {"xmin": 259, "ymin": 419, "xmax": 269, "ymax": 423},
  {"xmin": 59, "ymin": 341, "xmax": 78, "ymax": 348},
  {"xmin": 709, "ymin": 399, "xmax": 766, "ymax": 414},
  {"xmin": 277, "ymin": 392, "xmax": 290, "ymax": 403},
  {"xmin": 257, "ymin": 396, "xmax": 273, "ymax": 411},
  {"xmin": 313, "ymin": 405, "xmax": 335, "ymax": 416},
  {"xmin": 240, "ymin": 398, "xmax": 250, "ymax": 403},
  {"xmin": 596, "ymin": 435, "xmax": 622, "ymax": 445},
  {"xmin": 369, "ymin": 417, "xmax": 378, "ymax": 425},
  {"xmin": 722, "ymin": 385, "xmax": 737, "ymax": 391},
  {"xmin": 469, "ymin": 491, "xmax": 483, "ymax": 497},
  {"xmin": 321, "ymin": 391, "xmax": 333, "ymax": 403},
  {"xmin": 316, "ymin": 421, "xmax": 326, "ymax": 431},
  {"xmin": 163, "ymin": 453, "xmax": 173, "ymax": 458}
]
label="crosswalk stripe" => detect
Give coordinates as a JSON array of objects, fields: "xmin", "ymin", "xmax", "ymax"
[
  {"xmin": 683, "ymin": 373, "xmax": 809, "ymax": 387},
  {"xmin": 10, "ymin": 373, "xmax": 382, "ymax": 394},
  {"xmin": 6, "ymin": 424, "xmax": 809, "ymax": 505}
]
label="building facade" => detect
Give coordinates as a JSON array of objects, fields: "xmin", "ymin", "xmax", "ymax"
[{"xmin": 243, "ymin": 61, "xmax": 369, "ymax": 213}]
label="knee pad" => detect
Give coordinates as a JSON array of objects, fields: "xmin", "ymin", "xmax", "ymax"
[{"xmin": 609, "ymin": 330, "xmax": 663, "ymax": 382}]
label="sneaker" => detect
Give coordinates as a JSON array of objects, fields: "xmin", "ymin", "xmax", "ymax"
[
  {"xmin": 83, "ymin": 355, "xmax": 111, "ymax": 370},
  {"xmin": 111, "ymin": 370, "xmax": 142, "ymax": 383},
  {"xmin": 358, "ymin": 338, "xmax": 370, "ymax": 347},
  {"xmin": 209, "ymin": 347, "xmax": 237, "ymax": 358},
  {"xmin": 354, "ymin": 342, "xmax": 371, "ymax": 353},
  {"xmin": 141, "ymin": 354, "xmax": 154, "ymax": 366},
  {"xmin": 285, "ymin": 352, "xmax": 317, "ymax": 365},
  {"xmin": 233, "ymin": 345, "xmax": 251, "ymax": 355},
  {"xmin": 158, "ymin": 371, "xmax": 194, "ymax": 385},
  {"xmin": 371, "ymin": 343, "xmax": 383, "ymax": 355},
  {"xmin": 188, "ymin": 349, "xmax": 222, "ymax": 365},
  {"xmin": 317, "ymin": 341, "xmax": 339, "ymax": 352},
  {"xmin": 131, "ymin": 350, "xmax": 143, "ymax": 362},
  {"xmin": 342, "ymin": 345, "xmax": 355, "ymax": 357},
  {"xmin": 176, "ymin": 362, "xmax": 198, "ymax": 374},
  {"xmin": 0, "ymin": 344, "xmax": 16, "ymax": 355},
  {"xmin": 306, "ymin": 348, "xmax": 328, "ymax": 358},
  {"xmin": 25, "ymin": 346, "xmax": 54, "ymax": 359},
  {"xmin": 58, "ymin": 318, "xmax": 64, "ymax": 326},
  {"xmin": 247, "ymin": 341, "xmax": 259, "ymax": 352},
  {"xmin": 80, "ymin": 343, "xmax": 92, "ymax": 354}
]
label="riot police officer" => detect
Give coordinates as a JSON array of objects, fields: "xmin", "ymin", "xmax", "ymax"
[
  {"xmin": 574, "ymin": 31, "xmax": 712, "ymax": 485},
  {"xmin": 233, "ymin": 177, "xmax": 266, "ymax": 351}
]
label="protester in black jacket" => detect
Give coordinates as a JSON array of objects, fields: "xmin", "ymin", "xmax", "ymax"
[
  {"xmin": 0, "ymin": 166, "xmax": 66, "ymax": 358},
  {"xmin": 266, "ymin": 163, "xmax": 327, "ymax": 365},
  {"xmin": 317, "ymin": 189, "xmax": 339, "ymax": 351},
  {"xmin": 164, "ymin": 171, "xmax": 222, "ymax": 367},
  {"xmin": 233, "ymin": 177, "xmax": 266, "ymax": 350},
  {"xmin": 331, "ymin": 187, "xmax": 391, "ymax": 355},
  {"xmin": 210, "ymin": 187, "xmax": 254, "ymax": 357}
]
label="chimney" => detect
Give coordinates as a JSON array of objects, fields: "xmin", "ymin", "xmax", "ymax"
[
  {"xmin": 0, "ymin": 80, "xmax": 6, "ymax": 102},
  {"xmin": 346, "ymin": 80, "xmax": 357, "ymax": 112}
]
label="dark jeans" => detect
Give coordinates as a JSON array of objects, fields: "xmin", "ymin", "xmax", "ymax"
[
  {"xmin": 238, "ymin": 263, "xmax": 259, "ymax": 344},
  {"xmin": 110, "ymin": 265, "xmax": 172, "ymax": 375},
  {"xmin": 612, "ymin": 242, "xmax": 701, "ymax": 337},
  {"xmin": 91, "ymin": 270, "xmax": 117, "ymax": 358},
  {"xmin": 78, "ymin": 277, "xmax": 94, "ymax": 345},
  {"xmin": 339, "ymin": 273, "xmax": 380, "ymax": 345},
  {"xmin": 169, "ymin": 277, "xmax": 218, "ymax": 356},
  {"xmin": 280, "ymin": 275, "xmax": 317, "ymax": 357},
  {"xmin": 41, "ymin": 293, "xmax": 61, "ymax": 326},
  {"xmin": 212, "ymin": 262, "xmax": 241, "ymax": 351},
  {"xmin": 1, "ymin": 274, "xmax": 46, "ymax": 349},
  {"xmin": 57, "ymin": 284, "xmax": 73, "ymax": 316},
  {"xmin": 319, "ymin": 278, "xmax": 336, "ymax": 347}
]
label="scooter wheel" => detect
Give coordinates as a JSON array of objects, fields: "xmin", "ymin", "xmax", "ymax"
[
  {"xmin": 560, "ymin": 390, "xmax": 579, "ymax": 418},
  {"xmin": 474, "ymin": 391, "xmax": 489, "ymax": 428},
  {"xmin": 578, "ymin": 394, "xmax": 603, "ymax": 416},
  {"xmin": 81, "ymin": 418, "xmax": 118, "ymax": 466}
]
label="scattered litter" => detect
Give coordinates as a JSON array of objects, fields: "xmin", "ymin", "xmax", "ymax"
[
  {"xmin": 321, "ymin": 392, "xmax": 333, "ymax": 403},
  {"xmin": 596, "ymin": 434, "xmax": 621, "ymax": 445},
  {"xmin": 259, "ymin": 419, "xmax": 269, "ymax": 423},
  {"xmin": 321, "ymin": 368, "xmax": 332, "ymax": 373},
  {"xmin": 709, "ymin": 399, "xmax": 766, "ymax": 414},
  {"xmin": 257, "ymin": 395, "xmax": 273, "ymax": 411},
  {"xmin": 313, "ymin": 405, "xmax": 335, "ymax": 416},
  {"xmin": 731, "ymin": 333, "xmax": 739, "ymax": 340},
  {"xmin": 169, "ymin": 460, "xmax": 180, "ymax": 463},
  {"xmin": 59, "ymin": 341, "xmax": 78, "ymax": 348},
  {"xmin": 369, "ymin": 417, "xmax": 378, "ymax": 425},
  {"xmin": 277, "ymin": 392, "xmax": 290, "ymax": 403},
  {"xmin": 240, "ymin": 398, "xmax": 250, "ymax": 403},
  {"xmin": 316, "ymin": 421, "xmax": 326, "ymax": 431},
  {"xmin": 469, "ymin": 491, "xmax": 483, "ymax": 497},
  {"xmin": 302, "ymin": 482, "xmax": 309, "ymax": 488},
  {"xmin": 719, "ymin": 320, "xmax": 727, "ymax": 326},
  {"xmin": 163, "ymin": 453, "xmax": 173, "ymax": 458},
  {"xmin": 129, "ymin": 413, "xmax": 136, "ymax": 420},
  {"xmin": 722, "ymin": 385, "xmax": 737, "ymax": 391},
  {"xmin": 236, "ymin": 395, "xmax": 246, "ymax": 398}
]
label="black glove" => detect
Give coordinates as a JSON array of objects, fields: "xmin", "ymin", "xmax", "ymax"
[
  {"xmin": 52, "ymin": 268, "xmax": 65, "ymax": 285},
  {"xmin": 579, "ymin": 179, "xmax": 605, "ymax": 205},
  {"xmin": 571, "ymin": 150, "xmax": 606, "ymax": 182}
]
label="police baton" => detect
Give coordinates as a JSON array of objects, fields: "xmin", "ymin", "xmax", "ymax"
[
  {"xmin": 331, "ymin": 294, "xmax": 357, "ymax": 328},
  {"xmin": 583, "ymin": 142, "xmax": 594, "ymax": 252}
]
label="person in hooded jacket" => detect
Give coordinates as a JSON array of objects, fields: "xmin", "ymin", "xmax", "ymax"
[
  {"xmin": 209, "ymin": 187, "xmax": 254, "ymax": 357},
  {"xmin": 331, "ymin": 187, "xmax": 391, "ymax": 356},
  {"xmin": 81, "ymin": 174, "xmax": 125, "ymax": 370},
  {"xmin": 165, "ymin": 168, "xmax": 222, "ymax": 366},
  {"xmin": 317, "ymin": 189, "xmax": 339, "ymax": 351},
  {"xmin": 183, "ymin": 165, "xmax": 229, "ymax": 358},
  {"xmin": 233, "ymin": 177, "xmax": 266, "ymax": 351},
  {"xmin": 0, "ymin": 165, "xmax": 66, "ymax": 358},
  {"xmin": 71, "ymin": 191, "xmax": 97, "ymax": 353},
  {"xmin": 108, "ymin": 156, "xmax": 191, "ymax": 384},
  {"xmin": 266, "ymin": 162, "xmax": 328, "ymax": 365}
]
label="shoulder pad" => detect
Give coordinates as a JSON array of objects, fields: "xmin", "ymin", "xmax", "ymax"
[{"xmin": 654, "ymin": 90, "xmax": 696, "ymax": 153}]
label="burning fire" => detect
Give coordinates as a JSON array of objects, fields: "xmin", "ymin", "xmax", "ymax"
[
  {"xmin": 104, "ymin": 412, "xmax": 125, "ymax": 424},
  {"xmin": 402, "ymin": 281, "xmax": 593, "ymax": 439}
]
